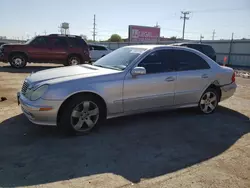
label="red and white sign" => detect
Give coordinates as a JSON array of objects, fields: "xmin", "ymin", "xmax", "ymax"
[{"xmin": 129, "ymin": 25, "xmax": 160, "ymax": 42}]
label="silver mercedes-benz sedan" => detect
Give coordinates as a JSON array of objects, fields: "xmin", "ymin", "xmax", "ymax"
[{"xmin": 18, "ymin": 45, "xmax": 237, "ymax": 134}]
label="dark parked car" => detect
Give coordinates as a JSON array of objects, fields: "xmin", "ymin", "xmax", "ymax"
[
  {"xmin": 0, "ymin": 42, "xmax": 6, "ymax": 47},
  {"xmin": 0, "ymin": 34, "xmax": 90, "ymax": 68},
  {"xmin": 173, "ymin": 43, "xmax": 216, "ymax": 62}
]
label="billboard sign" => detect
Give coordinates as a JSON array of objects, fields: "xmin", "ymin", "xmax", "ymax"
[{"xmin": 128, "ymin": 25, "xmax": 160, "ymax": 42}]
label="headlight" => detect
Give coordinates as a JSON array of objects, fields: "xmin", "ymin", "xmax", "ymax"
[{"xmin": 30, "ymin": 85, "xmax": 49, "ymax": 101}]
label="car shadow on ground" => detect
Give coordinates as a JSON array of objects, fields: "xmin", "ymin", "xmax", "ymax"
[
  {"xmin": 0, "ymin": 64, "xmax": 62, "ymax": 73},
  {"xmin": 0, "ymin": 106, "xmax": 249, "ymax": 187}
]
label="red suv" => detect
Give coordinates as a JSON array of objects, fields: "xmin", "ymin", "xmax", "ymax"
[{"xmin": 0, "ymin": 34, "xmax": 90, "ymax": 68}]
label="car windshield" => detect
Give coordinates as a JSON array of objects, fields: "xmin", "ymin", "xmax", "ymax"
[
  {"xmin": 93, "ymin": 47, "xmax": 147, "ymax": 70},
  {"xmin": 25, "ymin": 37, "xmax": 36, "ymax": 44}
]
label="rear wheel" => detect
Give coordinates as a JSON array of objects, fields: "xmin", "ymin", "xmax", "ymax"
[
  {"xmin": 65, "ymin": 55, "xmax": 81, "ymax": 66},
  {"xmin": 58, "ymin": 95, "xmax": 106, "ymax": 135},
  {"xmin": 199, "ymin": 88, "xmax": 219, "ymax": 114},
  {"xmin": 9, "ymin": 54, "xmax": 27, "ymax": 68}
]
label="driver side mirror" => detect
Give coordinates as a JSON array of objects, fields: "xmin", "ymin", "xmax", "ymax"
[{"xmin": 131, "ymin": 67, "xmax": 146, "ymax": 77}]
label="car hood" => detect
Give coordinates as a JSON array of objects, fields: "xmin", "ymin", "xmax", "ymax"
[
  {"xmin": 26, "ymin": 64, "xmax": 120, "ymax": 84},
  {"xmin": 2, "ymin": 43, "xmax": 26, "ymax": 47}
]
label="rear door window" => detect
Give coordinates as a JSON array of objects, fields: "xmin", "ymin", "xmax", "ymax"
[
  {"xmin": 68, "ymin": 38, "xmax": 87, "ymax": 47},
  {"xmin": 94, "ymin": 46, "xmax": 107, "ymax": 51},
  {"xmin": 172, "ymin": 50, "xmax": 210, "ymax": 71},
  {"xmin": 202, "ymin": 45, "xmax": 215, "ymax": 55},
  {"xmin": 52, "ymin": 37, "xmax": 68, "ymax": 47},
  {"xmin": 186, "ymin": 44, "xmax": 203, "ymax": 52}
]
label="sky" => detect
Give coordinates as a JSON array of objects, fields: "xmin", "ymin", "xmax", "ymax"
[{"xmin": 1, "ymin": 0, "xmax": 250, "ymax": 41}]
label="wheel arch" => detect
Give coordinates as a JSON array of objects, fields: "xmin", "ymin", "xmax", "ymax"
[
  {"xmin": 67, "ymin": 53, "xmax": 83, "ymax": 62},
  {"xmin": 56, "ymin": 91, "xmax": 107, "ymax": 125},
  {"xmin": 8, "ymin": 51, "xmax": 29, "ymax": 61},
  {"xmin": 202, "ymin": 80, "xmax": 222, "ymax": 101}
]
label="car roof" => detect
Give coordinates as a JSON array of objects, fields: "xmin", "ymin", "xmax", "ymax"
[
  {"xmin": 124, "ymin": 44, "xmax": 201, "ymax": 51},
  {"xmin": 124, "ymin": 45, "xmax": 171, "ymax": 50},
  {"xmin": 172, "ymin": 42, "xmax": 212, "ymax": 47},
  {"xmin": 88, "ymin": 43, "xmax": 108, "ymax": 47}
]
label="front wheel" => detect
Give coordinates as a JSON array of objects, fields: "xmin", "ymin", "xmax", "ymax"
[
  {"xmin": 58, "ymin": 95, "xmax": 105, "ymax": 135},
  {"xmin": 10, "ymin": 54, "xmax": 27, "ymax": 68},
  {"xmin": 199, "ymin": 88, "xmax": 219, "ymax": 114}
]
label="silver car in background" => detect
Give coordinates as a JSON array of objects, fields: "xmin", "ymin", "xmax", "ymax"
[{"xmin": 18, "ymin": 45, "xmax": 237, "ymax": 134}]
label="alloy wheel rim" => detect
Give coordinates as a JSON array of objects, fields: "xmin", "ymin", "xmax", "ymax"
[
  {"xmin": 200, "ymin": 91, "xmax": 217, "ymax": 113},
  {"xmin": 13, "ymin": 57, "xmax": 23, "ymax": 67},
  {"xmin": 70, "ymin": 58, "xmax": 79, "ymax": 65},
  {"xmin": 70, "ymin": 101, "xmax": 99, "ymax": 132}
]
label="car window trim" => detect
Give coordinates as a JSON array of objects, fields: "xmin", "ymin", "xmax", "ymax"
[
  {"xmin": 30, "ymin": 36, "xmax": 48, "ymax": 46},
  {"xmin": 52, "ymin": 37, "xmax": 68, "ymax": 47},
  {"xmin": 131, "ymin": 48, "xmax": 176, "ymax": 76},
  {"xmin": 171, "ymin": 49, "xmax": 211, "ymax": 71}
]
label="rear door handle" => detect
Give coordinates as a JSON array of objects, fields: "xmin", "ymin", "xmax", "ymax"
[
  {"xmin": 201, "ymin": 74, "xmax": 208, "ymax": 78},
  {"xmin": 165, "ymin": 76, "xmax": 175, "ymax": 82}
]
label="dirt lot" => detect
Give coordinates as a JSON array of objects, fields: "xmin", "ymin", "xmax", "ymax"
[{"xmin": 0, "ymin": 62, "xmax": 250, "ymax": 188}]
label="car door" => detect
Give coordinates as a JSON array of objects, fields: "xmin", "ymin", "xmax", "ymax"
[
  {"xmin": 172, "ymin": 49, "xmax": 212, "ymax": 105},
  {"xmin": 123, "ymin": 49, "xmax": 176, "ymax": 112},
  {"xmin": 27, "ymin": 36, "xmax": 51, "ymax": 61},
  {"xmin": 49, "ymin": 37, "xmax": 68, "ymax": 60}
]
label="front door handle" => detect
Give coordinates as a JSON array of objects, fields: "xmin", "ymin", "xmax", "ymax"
[
  {"xmin": 201, "ymin": 74, "xmax": 208, "ymax": 78},
  {"xmin": 165, "ymin": 76, "xmax": 175, "ymax": 82}
]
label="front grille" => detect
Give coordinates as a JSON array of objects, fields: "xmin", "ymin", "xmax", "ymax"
[{"xmin": 21, "ymin": 81, "xmax": 29, "ymax": 94}]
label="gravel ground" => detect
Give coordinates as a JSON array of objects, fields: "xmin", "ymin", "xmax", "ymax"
[{"xmin": 0, "ymin": 62, "xmax": 250, "ymax": 188}]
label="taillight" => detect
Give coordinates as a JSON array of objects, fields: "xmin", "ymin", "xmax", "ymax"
[
  {"xmin": 232, "ymin": 72, "xmax": 236, "ymax": 82},
  {"xmin": 83, "ymin": 46, "xmax": 89, "ymax": 55}
]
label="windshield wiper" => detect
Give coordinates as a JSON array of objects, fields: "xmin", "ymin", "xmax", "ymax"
[
  {"xmin": 94, "ymin": 64, "xmax": 122, "ymax": 71},
  {"xmin": 93, "ymin": 64, "xmax": 106, "ymax": 68}
]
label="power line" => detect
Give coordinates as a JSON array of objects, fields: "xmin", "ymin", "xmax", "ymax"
[
  {"xmin": 191, "ymin": 7, "xmax": 250, "ymax": 13},
  {"xmin": 180, "ymin": 11, "xmax": 190, "ymax": 39}
]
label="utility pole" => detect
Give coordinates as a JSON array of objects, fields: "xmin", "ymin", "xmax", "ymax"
[
  {"xmin": 212, "ymin": 30, "xmax": 216, "ymax": 40},
  {"xmin": 180, "ymin": 11, "xmax": 190, "ymax": 40},
  {"xmin": 44, "ymin": 30, "xmax": 47, "ymax": 35},
  {"xmin": 228, "ymin": 32, "xmax": 234, "ymax": 65},
  {"xmin": 92, "ymin": 14, "xmax": 97, "ymax": 41},
  {"xmin": 200, "ymin": 34, "xmax": 204, "ymax": 43}
]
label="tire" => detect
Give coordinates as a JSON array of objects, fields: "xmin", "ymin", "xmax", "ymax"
[
  {"xmin": 65, "ymin": 55, "xmax": 81, "ymax": 66},
  {"xmin": 9, "ymin": 54, "xmax": 27, "ymax": 68},
  {"xmin": 58, "ymin": 94, "xmax": 106, "ymax": 135},
  {"xmin": 198, "ymin": 88, "xmax": 219, "ymax": 114}
]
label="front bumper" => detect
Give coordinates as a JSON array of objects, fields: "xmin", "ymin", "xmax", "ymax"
[
  {"xmin": 0, "ymin": 52, "xmax": 8, "ymax": 62},
  {"xmin": 18, "ymin": 92, "xmax": 63, "ymax": 126},
  {"xmin": 220, "ymin": 82, "xmax": 237, "ymax": 101}
]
